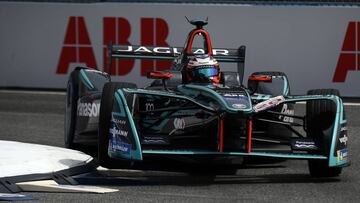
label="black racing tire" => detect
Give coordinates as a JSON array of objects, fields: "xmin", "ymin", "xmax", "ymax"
[
  {"xmin": 98, "ymin": 82, "xmax": 137, "ymax": 168},
  {"xmin": 64, "ymin": 69, "xmax": 81, "ymax": 149},
  {"xmin": 306, "ymin": 89, "xmax": 342, "ymax": 177}
]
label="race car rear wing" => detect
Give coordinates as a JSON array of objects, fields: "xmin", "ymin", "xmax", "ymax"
[{"xmin": 107, "ymin": 44, "xmax": 246, "ymax": 83}]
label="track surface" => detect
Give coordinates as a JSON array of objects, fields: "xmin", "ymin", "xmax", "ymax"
[{"xmin": 0, "ymin": 91, "xmax": 359, "ymax": 202}]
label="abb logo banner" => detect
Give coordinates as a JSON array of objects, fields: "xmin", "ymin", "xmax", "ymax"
[
  {"xmin": 333, "ymin": 22, "xmax": 360, "ymax": 82},
  {"xmin": 56, "ymin": 16, "xmax": 172, "ymax": 76},
  {"xmin": 1, "ymin": 2, "xmax": 360, "ymax": 96}
]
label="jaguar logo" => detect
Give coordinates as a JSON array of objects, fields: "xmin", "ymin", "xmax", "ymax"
[{"xmin": 232, "ymin": 103, "xmax": 247, "ymax": 109}]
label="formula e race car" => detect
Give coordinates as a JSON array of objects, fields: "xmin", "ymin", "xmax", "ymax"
[{"xmin": 65, "ymin": 19, "xmax": 349, "ymax": 177}]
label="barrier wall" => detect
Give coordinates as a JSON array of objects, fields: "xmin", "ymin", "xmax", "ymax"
[{"xmin": 0, "ymin": 2, "xmax": 360, "ymax": 96}]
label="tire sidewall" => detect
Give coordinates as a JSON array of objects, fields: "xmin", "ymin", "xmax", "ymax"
[{"xmin": 64, "ymin": 71, "xmax": 79, "ymax": 148}]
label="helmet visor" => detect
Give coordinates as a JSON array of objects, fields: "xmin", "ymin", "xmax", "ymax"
[{"xmin": 192, "ymin": 67, "xmax": 218, "ymax": 77}]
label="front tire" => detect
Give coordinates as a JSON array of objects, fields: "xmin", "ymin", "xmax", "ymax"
[
  {"xmin": 306, "ymin": 89, "xmax": 342, "ymax": 177},
  {"xmin": 98, "ymin": 82, "xmax": 137, "ymax": 168}
]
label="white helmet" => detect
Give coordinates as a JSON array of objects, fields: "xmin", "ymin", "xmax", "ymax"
[{"xmin": 186, "ymin": 54, "xmax": 220, "ymax": 83}]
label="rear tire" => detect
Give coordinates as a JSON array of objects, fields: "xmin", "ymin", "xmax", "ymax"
[
  {"xmin": 306, "ymin": 89, "xmax": 342, "ymax": 177},
  {"xmin": 64, "ymin": 69, "xmax": 81, "ymax": 149},
  {"xmin": 98, "ymin": 82, "xmax": 137, "ymax": 168}
]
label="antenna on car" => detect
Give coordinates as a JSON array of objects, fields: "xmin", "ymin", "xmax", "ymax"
[
  {"xmin": 185, "ymin": 16, "xmax": 191, "ymax": 23},
  {"xmin": 185, "ymin": 17, "xmax": 208, "ymax": 29}
]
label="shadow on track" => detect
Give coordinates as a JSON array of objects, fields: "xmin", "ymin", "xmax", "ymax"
[{"xmin": 74, "ymin": 170, "xmax": 341, "ymax": 187}]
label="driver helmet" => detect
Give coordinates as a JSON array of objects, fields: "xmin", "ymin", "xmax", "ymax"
[{"xmin": 186, "ymin": 54, "xmax": 220, "ymax": 83}]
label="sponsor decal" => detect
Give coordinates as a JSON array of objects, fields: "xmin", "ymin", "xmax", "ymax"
[
  {"xmin": 143, "ymin": 138, "xmax": 167, "ymax": 144},
  {"xmin": 232, "ymin": 103, "xmax": 247, "ymax": 109},
  {"xmin": 110, "ymin": 126, "xmax": 128, "ymax": 137},
  {"xmin": 56, "ymin": 17, "xmax": 98, "ymax": 74},
  {"xmin": 253, "ymin": 95, "xmax": 285, "ymax": 112},
  {"xmin": 145, "ymin": 102, "xmax": 155, "ymax": 112},
  {"xmin": 112, "ymin": 142, "xmax": 131, "ymax": 155},
  {"xmin": 294, "ymin": 141, "xmax": 316, "ymax": 149},
  {"xmin": 77, "ymin": 102, "xmax": 100, "ymax": 117},
  {"xmin": 57, "ymin": 17, "xmax": 171, "ymax": 76},
  {"xmin": 341, "ymin": 126, "xmax": 347, "ymax": 131},
  {"xmin": 337, "ymin": 148, "xmax": 348, "ymax": 161},
  {"xmin": 57, "ymin": 17, "xmax": 232, "ymax": 77},
  {"xmin": 221, "ymin": 92, "xmax": 249, "ymax": 109},
  {"xmin": 111, "ymin": 116, "xmax": 126, "ymax": 125},
  {"xmin": 173, "ymin": 118, "xmax": 185, "ymax": 130},
  {"xmin": 116, "ymin": 46, "xmax": 230, "ymax": 56},
  {"xmin": 116, "ymin": 45, "xmax": 180, "ymax": 54},
  {"xmin": 278, "ymin": 104, "xmax": 294, "ymax": 123},
  {"xmin": 223, "ymin": 93, "xmax": 245, "ymax": 97},
  {"xmin": 339, "ymin": 134, "xmax": 348, "ymax": 145},
  {"xmin": 291, "ymin": 139, "xmax": 318, "ymax": 150},
  {"xmin": 333, "ymin": 22, "xmax": 360, "ymax": 83},
  {"xmin": 109, "ymin": 125, "xmax": 132, "ymax": 155}
]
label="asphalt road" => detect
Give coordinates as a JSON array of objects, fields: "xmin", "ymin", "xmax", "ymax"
[{"xmin": 0, "ymin": 90, "xmax": 359, "ymax": 202}]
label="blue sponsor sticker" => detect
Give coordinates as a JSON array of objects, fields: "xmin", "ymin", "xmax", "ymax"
[
  {"xmin": 337, "ymin": 148, "xmax": 348, "ymax": 161},
  {"xmin": 112, "ymin": 142, "xmax": 131, "ymax": 155}
]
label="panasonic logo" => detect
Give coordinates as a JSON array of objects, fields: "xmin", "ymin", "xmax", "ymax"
[
  {"xmin": 77, "ymin": 102, "xmax": 100, "ymax": 117},
  {"xmin": 295, "ymin": 144, "xmax": 315, "ymax": 148}
]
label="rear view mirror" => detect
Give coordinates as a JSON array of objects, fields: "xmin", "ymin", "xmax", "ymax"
[
  {"xmin": 248, "ymin": 74, "xmax": 273, "ymax": 94},
  {"xmin": 248, "ymin": 75, "xmax": 272, "ymax": 82}
]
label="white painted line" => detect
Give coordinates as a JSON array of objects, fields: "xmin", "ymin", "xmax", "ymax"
[
  {"xmin": 296, "ymin": 101, "xmax": 360, "ymax": 106},
  {"xmin": 344, "ymin": 103, "xmax": 360, "ymax": 106},
  {"xmin": 0, "ymin": 140, "xmax": 92, "ymax": 178},
  {"xmin": 0, "ymin": 90, "xmax": 66, "ymax": 95},
  {"xmin": 17, "ymin": 180, "xmax": 118, "ymax": 193}
]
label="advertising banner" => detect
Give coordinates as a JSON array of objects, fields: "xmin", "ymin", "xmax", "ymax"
[{"xmin": 0, "ymin": 2, "xmax": 359, "ymax": 96}]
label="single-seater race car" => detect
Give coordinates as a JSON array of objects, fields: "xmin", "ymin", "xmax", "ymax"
[{"xmin": 65, "ymin": 19, "xmax": 349, "ymax": 177}]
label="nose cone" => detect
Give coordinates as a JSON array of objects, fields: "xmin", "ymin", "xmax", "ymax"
[{"xmin": 220, "ymin": 92, "xmax": 251, "ymax": 111}]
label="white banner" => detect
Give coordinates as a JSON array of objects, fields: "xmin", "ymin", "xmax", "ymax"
[{"xmin": 0, "ymin": 2, "xmax": 359, "ymax": 96}]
